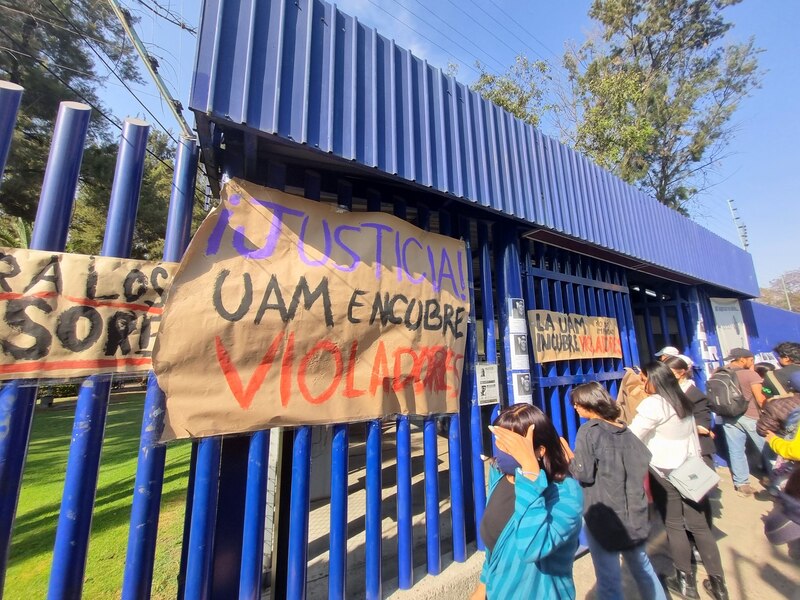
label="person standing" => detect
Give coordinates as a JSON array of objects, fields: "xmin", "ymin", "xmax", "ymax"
[
  {"xmin": 569, "ymin": 382, "xmax": 666, "ymax": 600},
  {"xmin": 764, "ymin": 342, "xmax": 800, "ymax": 398},
  {"xmin": 630, "ymin": 362, "xmax": 728, "ymax": 600},
  {"xmin": 471, "ymin": 404, "xmax": 583, "ymax": 600},
  {"xmin": 719, "ymin": 348, "xmax": 768, "ymax": 497}
]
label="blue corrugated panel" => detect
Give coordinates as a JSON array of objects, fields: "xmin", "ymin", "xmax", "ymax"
[
  {"xmin": 744, "ymin": 301, "xmax": 800, "ymax": 353},
  {"xmin": 190, "ymin": 0, "xmax": 759, "ymax": 296}
]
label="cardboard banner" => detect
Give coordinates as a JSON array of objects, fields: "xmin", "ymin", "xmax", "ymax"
[
  {"xmin": 0, "ymin": 248, "xmax": 176, "ymax": 380},
  {"xmin": 153, "ymin": 178, "xmax": 470, "ymax": 440},
  {"xmin": 528, "ymin": 309, "xmax": 622, "ymax": 363}
]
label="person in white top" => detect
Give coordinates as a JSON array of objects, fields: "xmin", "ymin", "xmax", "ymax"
[{"xmin": 630, "ymin": 362, "xmax": 728, "ymax": 600}]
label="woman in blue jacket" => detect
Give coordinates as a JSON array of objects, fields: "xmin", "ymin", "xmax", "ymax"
[{"xmin": 471, "ymin": 404, "xmax": 583, "ymax": 600}]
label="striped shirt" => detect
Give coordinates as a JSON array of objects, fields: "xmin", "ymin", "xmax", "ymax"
[{"xmin": 479, "ymin": 466, "xmax": 583, "ymax": 599}]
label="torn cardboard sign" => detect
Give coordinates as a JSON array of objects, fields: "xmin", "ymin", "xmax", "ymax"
[
  {"xmin": 0, "ymin": 247, "xmax": 176, "ymax": 379},
  {"xmin": 528, "ymin": 309, "xmax": 622, "ymax": 363},
  {"xmin": 154, "ymin": 178, "xmax": 470, "ymax": 440}
]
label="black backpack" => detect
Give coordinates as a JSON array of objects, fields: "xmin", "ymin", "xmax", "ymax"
[{"xmin": 706, "ymin": 367, "xmax": 749, "ymax": 417}]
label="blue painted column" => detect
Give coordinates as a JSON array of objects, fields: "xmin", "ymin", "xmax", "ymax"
[
  {"xmin": 0, "ymin": 100, "xmax": 90, "ymax": 594},
  {"xmin": 0, "ymin": 81, "xmax": 23, "ymax": 183},
  {"xmin": 123, "ymin": 135, "xmax": 198, "ymax": 600},
  {"xmin": 492, "ymin": 222, "xmax": 524, "ymax": 405},
  {"xmin": 48, "ymin": 117, "xmax": 150, "ymax": 600}
]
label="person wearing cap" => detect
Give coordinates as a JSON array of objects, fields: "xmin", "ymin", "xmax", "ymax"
[
  {"xmin": 720, "ymin": 347, "xmax": 769, "ymax": 497},
  {"xmin": 655, "ymin": 346, "xmax": 680, "ymax": 361}
]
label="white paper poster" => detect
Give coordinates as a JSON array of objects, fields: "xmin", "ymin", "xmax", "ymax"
[
  {"xmin": 512, "ymin": 372, "xmax": 533, "ymax": 405},
  {"xmin": 510, "ymin": 333, "xmax": 531, "ymax": 370},
  {"xmin": 477, "ymin": 363, "xmax": 500, "ymax": 406},
  {"xmin": 508, "ymin": 297, "xmax": 526, "ymax": 334},
  {"xmin": 709, "ymin": 298, "xmax": 749, "ymax": 358}
]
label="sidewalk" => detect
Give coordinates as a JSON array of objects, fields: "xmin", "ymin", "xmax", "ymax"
[
  {"xmin": 388, "ymin": 467, "xmax": 800, "ymax": 600},
  {"xmin": 277, "ymin": 425, "xmax": 798, "ymax": 598}
]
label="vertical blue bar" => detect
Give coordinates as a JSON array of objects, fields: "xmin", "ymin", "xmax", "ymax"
[
  {"xmin": 365, "ymin": 420, "xmax": 382, "ymax": 600},
  {"xmin": 478, "ymin": 222, "xmax": 499, "ymax": 458},
  {"xmin": 48, "ymin": 117, "xmax": 149, "ymax": 600},
  {"xmin": 286, "ymin": 426, "xmax": 312, "ymax": 600},
  {"xmin": 448, "ymin": 414, "xmax": 466, "ymax": 562},
  {"xmin": 365, "ymin": 192, "xmax": 382, "ymax": 600},
  {"xmin": 184, "ymin": 438, "xmax": 222, "ymax": 600},
  {"xmin": 10, "ymin": 101, "xmax": 90, "ymax": 592},
  {"xmin": 329, "ymin": 179, "xmax": 353, "ymax": 600},
  {"xmin": 328, "ymin": 424, "xmax": 349, "ymax": 600},
  {"xmin": 396, "ymin": 415, "xmax": 413, "ymax": 589},
  {"xmin": 0, "ymin": 81, "xmax": 23, "ymax": 183},
  {"xmin": 395, "ymin": 201, "xmax": 413, "ymax": 590},
  {"xmin": 423, "ymin": 418, "xmax": 441, "ymax": 575},
  {"xmin": 123, "ymin": 135, "xmax": 198, "ymax": 600},
  {"xmin": 238, "ymin": 430, "xmax": 270, "ymax": 600},
  {"xmin": 493, "ymin": 222, "xmax": 524, "ymax": 406}
]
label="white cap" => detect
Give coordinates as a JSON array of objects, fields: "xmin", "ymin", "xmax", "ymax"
[
  {"xmin": 655, "ymin": 346, "xmax": 680, "ymax": 358},
  {"xmin": 676, "ymin": 354, "xmax": 694, "ymax": 369}
]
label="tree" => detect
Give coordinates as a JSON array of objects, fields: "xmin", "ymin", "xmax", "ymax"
[
  {"xmin": 0, "ymin": 0, "xmax": 140, "ymax": 223},
  {"xmin": 471, "ymin": 56, "xmax": 551, "ymax": 128},
  {"xmin": 563, "ymin": 0, "xmax": 762, "ymax": 213},
  {"xmin": 758, "ymin": 269, "xmax": 800, "ymax": 313},
  {"xmin": 67, "ymin": 131, "xmax": 208, "ymax": 260}
]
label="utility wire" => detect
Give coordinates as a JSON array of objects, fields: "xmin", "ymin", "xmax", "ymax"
[
  {"xmin": 0, "ymin": 44, "xmax": 163, "ymax": 100},
  {"xmin": 44, "ymin": 0, "xmax": 178, "ymax": 144},
  {"xmin": 361, "ymin": 0, "xmax": 481, "ymax": 78},
  {"xmin": 390, "ymin": 0, "xmax": 506, "ymax": 73},
  {"xmin": 131, "ymin": 0, "xmax": 196, "ymax": 34},
  {"xmin": 483, "ymin": 0, "xmax": 562, "ymax": 62},
  {"xmin": 0, "ymin": 4, "xmax": 126, "ymax": 51}
]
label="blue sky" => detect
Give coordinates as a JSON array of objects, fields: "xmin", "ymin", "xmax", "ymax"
[{"xmin": 103, "ymin": 0, "xmax": 798, "ymax": 289}]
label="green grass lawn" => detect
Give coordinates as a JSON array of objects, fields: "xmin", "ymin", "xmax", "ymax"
[{"xmin": 4, "ymin": 392, "xmax": 192, "ymax": 599}]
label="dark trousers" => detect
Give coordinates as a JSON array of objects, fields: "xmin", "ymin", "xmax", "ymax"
[{"xmin": 649, "ymin": 470, "xmax": 724, "ymax": 578}]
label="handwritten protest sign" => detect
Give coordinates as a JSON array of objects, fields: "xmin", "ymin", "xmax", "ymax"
[
  {"xmin": 153, "ymin": 178, "xmax": 470, "ymax": 440},
  {"xmin": 0, "ymin": 248, "xmax": 176, "ymax": 379},
  {"xmin": 528, "ymin": 309, "xmax": 622, "ymax": 363}
]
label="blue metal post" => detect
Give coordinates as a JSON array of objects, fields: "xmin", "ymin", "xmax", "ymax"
[
  {"xmin": 0, "ymin": 81, "xmax": 23, "ymax": 183},
  {"xmin": 328, "ymin": 180, "xmax": 353, "ymax": 600},
  {"xmin": 478, "ymin": 222, "xmax": 499, "ymax": 463},
  {"xmin": 48, "ymin": 117, "xmax": 149, "ymax": 600},
  {"xmin": 423, "ymin": 418, "xmax": 441, "ymax": 575},
  {"xmin": 286, "ymin": 426, "xmax": 312, "ymax": 600},
  {"xmin": 328, "ymin": 424, "xmax": 349, "ymax": 600},
  {"xmin": 238, "ymin": 430, "xmax": 270, "ymax": 600},
  {"xmin": 123, "ymin": 135, "xmax": 198, "ymax": 600},
  {"xmin": 365, "ymin": 420, "xmax": 382, "ymax": 600},
  {"xmin": 493, "ymin": 222, "xmax": 524, "ymax": 406},
  {"xmin": 395, "ymin": 201, "xmax": 413, "ymax": 590},
  {"xmin": 184, "ymin": 437, "xmax": 222, "ymax": 600},
  {"xmin": 0, "ymin": 99, "xmax": 90, "ymax": 596}
]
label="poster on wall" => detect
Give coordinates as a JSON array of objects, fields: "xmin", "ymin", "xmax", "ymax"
[
  {"xmin": 508, "ymin": 297, "xmax": 526, "ymax": 334},
  {"xmin": 476, "ymin": 362, "xmax": 500, "ymax": 406},
  {"xmin": 709, "ymin": 298, "xmax": 749, "ymax": 358},
  {"xmin": 510, "ymin": 333, "xmax": 530, "ymax": 370},
  {"xmin": 527, "ymin": 309, "xmax": 623, "ymax": 363},
  {"xmin": 512, "ymin": 372, "xmax": 533, "ymax": 405},
  {"xmin": 0, "ymin": 247, "xmax": 176, "ymax": 380},
  {"xmin": 153, "ymin": 178, "xmax": 471, "ymax": 441}
]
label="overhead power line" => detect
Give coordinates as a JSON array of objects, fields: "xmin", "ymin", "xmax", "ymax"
[
  {"xmin": 483, "ymin": 0, "xmax": 561, "ymax": 63},
  {"xmin": 44, "ymin": 0, "xmax": 178, "ymax": 144},
  {"xmin": 131, "ymin": 0, "xmax": 196, "ymax": 35},
  {"xmin": 107, "ymin": 0, "xmax": 194, "ymax": 139}
]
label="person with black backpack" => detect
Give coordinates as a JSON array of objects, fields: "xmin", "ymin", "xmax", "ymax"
[{"xmin": 710, "ymin": 348, "xmax": 768, "ymax": 497}]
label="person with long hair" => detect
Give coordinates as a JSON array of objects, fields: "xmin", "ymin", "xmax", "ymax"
[
  {"xmin": 471, "ymin": 404, "xmax": 583, "ymax": 600},
  {"xmin": 569, "ymin": 382, "xmax": 666, "ymax": 600},
  {"xmin": 630, "ymin": 362, "xmax": 728, "ymax": 600}
]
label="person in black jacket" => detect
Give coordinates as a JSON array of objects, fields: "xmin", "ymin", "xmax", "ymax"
[{"xmin": 569, "ymin": 382, "xmax": 666, "ymax": 600}]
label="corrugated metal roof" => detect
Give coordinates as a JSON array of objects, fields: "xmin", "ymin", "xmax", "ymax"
[{"xmin": 189, "ymin": 0, "xmax": 759, "ymax": 296}]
